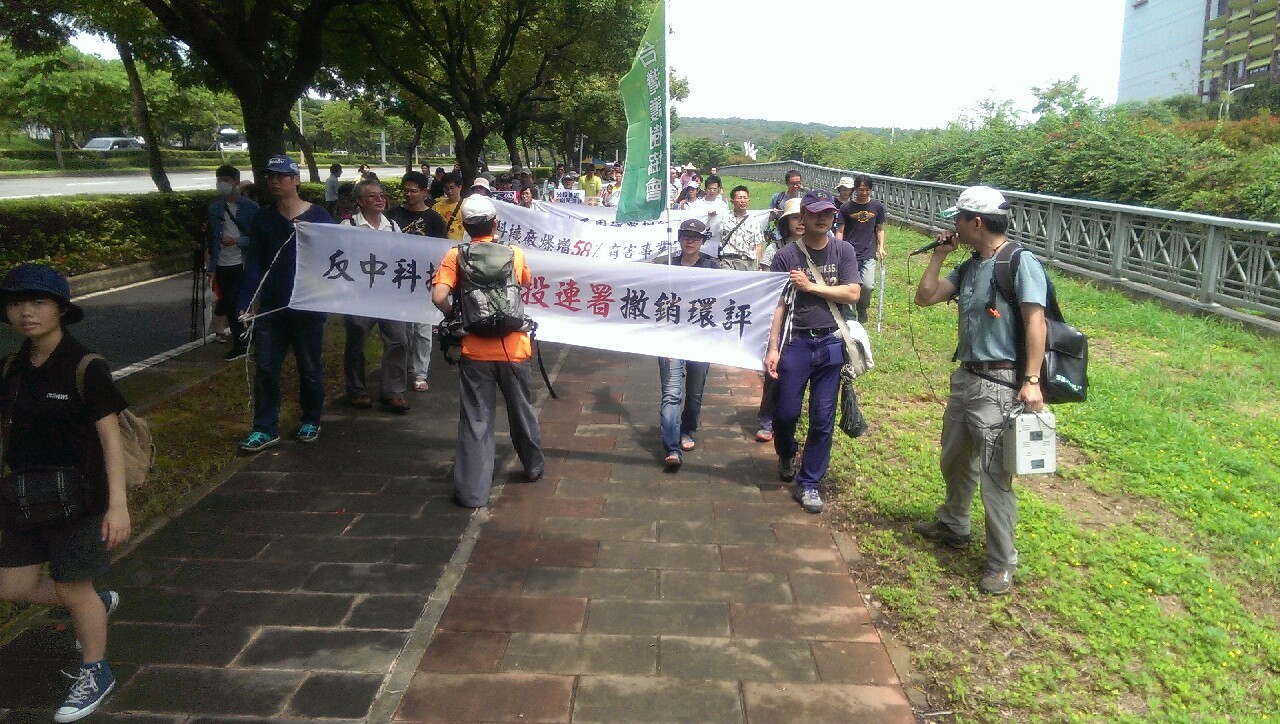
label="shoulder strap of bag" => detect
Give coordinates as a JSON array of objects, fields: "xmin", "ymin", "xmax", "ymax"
[
  {"xmin": 722, "ymin": 215, "xmax": 751, "ymax": 244},
  {"xmin": 75, "ymin": 353, "xmax": 104, "ymax": 403},
  {"xmin": 1, "ymin": 353, "xmax": 13, "ymax": 474},
  {"xmin": 224, "ymin": 200, "xmax": 249, "ymax": 236},
  {"xmin": 793, "ymin": 241, "xmax": 866, "ymax": 373}
]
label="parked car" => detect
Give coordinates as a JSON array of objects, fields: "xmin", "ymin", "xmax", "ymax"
[{"xmin": 82, "ymin": 137, "xmax": 144, "ymax": 152}]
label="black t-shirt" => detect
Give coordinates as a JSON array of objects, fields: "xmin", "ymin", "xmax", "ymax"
[
  {"xmin": 387, "ymin": 205, "xmax": 448, "ymax": 238},
  {"xmin": 838, "ymin": 199, "xmax": 886, "ymax": 263},
  {"xmin": 1, "ymin": 334, "xmax": 129, "ymax": 514},
  {"xmin": 770, "ymin": 239, "xmax": 861, "ymax": 330}
]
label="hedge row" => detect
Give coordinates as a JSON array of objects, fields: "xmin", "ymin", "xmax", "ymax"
[
  {"xmin": 0, "ymin": 183, "xmax": 329, "ymax": 277},
  {"xmin": 0, "ymin": 168, "xmax": 572, "ymax": 278}
]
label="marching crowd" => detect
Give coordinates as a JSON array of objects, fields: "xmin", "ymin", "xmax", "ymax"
[{"xmin": 0, "ymin": 149, "xmax": 1048, "ymax": 719}]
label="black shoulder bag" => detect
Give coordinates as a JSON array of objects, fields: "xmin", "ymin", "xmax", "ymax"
[{"xmin": 0, "ymin": 355, "xmax": 88, "ymax": 531}]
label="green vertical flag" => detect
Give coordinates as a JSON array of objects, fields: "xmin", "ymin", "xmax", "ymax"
[{"xmin": 616, "ymin": 1, "xmax": 666, "ymax": 223}]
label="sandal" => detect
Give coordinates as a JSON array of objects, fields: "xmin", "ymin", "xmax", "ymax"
[
  {"xmin": 755, "ymin": 428, "xmax": 774, "ymax": 442},
  {"xmin": 413, "ymin": 378, "xmax": 429, "ymax": 392}
]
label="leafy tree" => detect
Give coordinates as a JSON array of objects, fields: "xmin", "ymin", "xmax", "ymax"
[
  {"xmin": 768, "ymin": 129, "xmax": 827, "ymax": 164},
  {"xmin": 134, "ymin": 0, "xmax": 363, "ymax": 182},
  {"xmin": 0, "ymin": 42, "xmax": 130, "ymax": 168},
  {"xmin": 672, "ymin": 137, "xmax": 726, "ymax": 171},
  {"xmin": 338, "ymin": 0, "xmax": 650, "ymax": 182}
]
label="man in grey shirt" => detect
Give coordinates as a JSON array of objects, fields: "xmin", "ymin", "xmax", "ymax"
[{"xmin": 911, "ymin": 185, "xmax": 1047, "ymax": 596}]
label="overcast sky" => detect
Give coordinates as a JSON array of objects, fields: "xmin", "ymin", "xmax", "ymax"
[
  {"xmin": 667, "ymin": 0, "xmax": 1125, "ymax": 130},
  {"xmin": 74, "ymin": 0, "xmax": 1126, "ymax": 131}
]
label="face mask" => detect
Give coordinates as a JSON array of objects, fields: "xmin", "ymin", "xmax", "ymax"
[{"xmin": 216, "ymin": 181, "xmax": 236, "ymax": 196}]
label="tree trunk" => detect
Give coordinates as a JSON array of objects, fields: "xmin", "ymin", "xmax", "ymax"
[
  {"xmin": 503, "ymin": 126, "xmax": 520, "ymax": 169},
  {"xmin": 242, "ymin": 101, "xmax": 288, "ymax": 187},
  {"xmin": 406, "ymin": 120, "xmax": 424, "ymax": 173},
  {"xmin": 116, "ymin": 37, "xmax": 172, "ymax": 193},
  {"xmin": 286, "ymin": 115, "xmax": 321, "ymax": 182},
  {"xmin": 53, "ymin": 128, "xmax": 65, "ymax": 171}
]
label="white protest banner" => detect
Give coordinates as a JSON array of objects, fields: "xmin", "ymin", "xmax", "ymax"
[
  {"xmin": 553, "ymin": 189, "xmax": 585, "ymax": 204},
  {"xmin": 518, "ymin": 247, "xmax": 785, "ymax": 370},
  {"xmin": 491, "ymin": 190, "xmax": 517, "ymax": 203},
  {"xmin": 289, "ymin": 223, "xmax": 787, "ymax": 369},
  {"xmin": 494, "ymin": 202, "xmax": 693, "ymax": 259}
]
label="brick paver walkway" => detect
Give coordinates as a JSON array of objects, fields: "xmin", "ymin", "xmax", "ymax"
[
  {"xmin": 395, "ymin": 347, "xmax": 912, "ymax": 723},
  {"xmin": 0, "ymin": 343, "xmax": 912, "ymax": 722}
]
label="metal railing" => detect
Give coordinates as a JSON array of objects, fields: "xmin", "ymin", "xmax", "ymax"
[{"xmin": 723, "ymin": 161, "xmax": 1280, "ymax": 320}]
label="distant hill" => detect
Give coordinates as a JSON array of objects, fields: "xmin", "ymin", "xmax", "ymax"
[{"xmin": 674, "ymin": 117, "xmax": 890, "ymax": 147}]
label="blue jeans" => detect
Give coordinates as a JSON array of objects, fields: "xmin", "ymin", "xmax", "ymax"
[
  {"xmin": 773, "ymin": 334, "xmax": 843, "ymax": 489},
  {"xmin": 252, "ymin": 309, "xmax": 327, "ymax": 437},
  {"xmin": 658, "ymin": 357, "xmax": 710, "ymax": 456}
]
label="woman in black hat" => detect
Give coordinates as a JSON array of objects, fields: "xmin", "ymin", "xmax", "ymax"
[{"xmin": 0, "ymin": 263, "xmax": 129, "ymax": 721}]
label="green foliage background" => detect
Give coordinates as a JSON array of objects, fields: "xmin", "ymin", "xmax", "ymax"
[{"xmin": 750, "ymin": 100, "xmax": 1280, "ymax": 222}]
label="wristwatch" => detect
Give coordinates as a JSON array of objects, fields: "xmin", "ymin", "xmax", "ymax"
[{"xmin": 1023, "ymin": 374, "xmax": 1040, "ymax": 385}]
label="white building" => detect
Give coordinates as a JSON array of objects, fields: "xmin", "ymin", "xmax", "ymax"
[{"xmin": 1117, "ymin": 0, "xmax": 1206, "ymax": 103}]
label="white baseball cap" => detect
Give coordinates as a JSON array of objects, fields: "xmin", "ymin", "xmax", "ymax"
[
  {"xmin": 836, "ymin": 176, "xmax": 856, "ymax": 190},
  {"xmin": 460, "ymin": 195, "xmax": 498, "ymax": 222},
  {"xmin": 940, "ymin": 185, "xmax": 1010, "ymax": 219},
  {"xmin": 470, "ymin": 176, "xmax": 492, "ymax": 191}
]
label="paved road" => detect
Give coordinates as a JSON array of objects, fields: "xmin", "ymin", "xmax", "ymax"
[
  {"xmin": 0, "ymin": 165, "xmax": 509, "ymax": 199},
  {"xmin": 0, "ymin": 272, "xmax": 203, "ymax": 369}
]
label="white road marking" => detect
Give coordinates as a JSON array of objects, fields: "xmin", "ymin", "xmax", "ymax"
[
  {"xmin": 66, "ymin": 181, "xmax": 120, "ymax": 186},
  {"xmin": 73, "ymin": 271, "xmax": 190, "ymax": 302},
  {"xmin": 112, "ymin": 335, "xmax": 217, "ymax": 381}
]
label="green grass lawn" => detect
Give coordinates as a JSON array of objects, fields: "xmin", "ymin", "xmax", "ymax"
[
  {"xmin": 726, "ymin": 174, "xmax": 1280, "ymax": 718},
  {"xmin": 834, "ymin": 223, "xmax": 1280, "ymax": 720}
]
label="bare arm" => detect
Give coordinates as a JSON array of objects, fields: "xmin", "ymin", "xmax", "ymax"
[
  {"xmin": 876, "ymin": 225, "xmax": 887, "ymax": 259},
  {"xmin": 914, "ymin": 236, "xmax": 959, "ymax": 307},
  {"xmin": 764, "ymin": 293, "xmax": 787, "ymax": 379},
  {"xmin": 95, "ymin": 414, "xmax": 131, "ymax": 549},
  {"xmin": 789, "ymin": 270, "xmax": 860, "ymax": 304},
  {"xmin": 1018, "ymin": 303, "xmax": 1047, "ymax": 411},
  {"xmin": 431, "ymin": 282, "xmax": 453, "ymax": 316}
]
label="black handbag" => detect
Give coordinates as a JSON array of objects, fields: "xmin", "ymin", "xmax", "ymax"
[
  {"xmin": 0, "ymin": 357, "xmax": 88, "ymax": 530},
  {"xmin": 0, "ymin": 467, "xmax": 87, "ymax": 531},
  {"xmin": 838, "ymin": 368, "xmax": 869, "ymax": 438}
]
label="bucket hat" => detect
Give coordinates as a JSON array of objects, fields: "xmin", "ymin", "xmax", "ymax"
[{"xmin": 0, "ymin": 263, "xmax": 83, "ymax": 324}]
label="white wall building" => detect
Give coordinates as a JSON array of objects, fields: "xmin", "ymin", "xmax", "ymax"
[{"xmin": 1117, "ymin": 0, "xmax": 1206, "ymax": 103}]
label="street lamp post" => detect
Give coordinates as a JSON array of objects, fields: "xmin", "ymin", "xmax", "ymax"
[{"xmin": 1219, "ymin": 80, "xmax": 1255, "ymax": 121}]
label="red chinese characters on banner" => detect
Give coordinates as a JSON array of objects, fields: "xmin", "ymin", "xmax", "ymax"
[
  {"xmin": 587, "ymin": 284, "xmax": 614, "ymax": 317},
  {"xmin": 523, "ymin": 276, "xmax": 551, "ymax": 308}
]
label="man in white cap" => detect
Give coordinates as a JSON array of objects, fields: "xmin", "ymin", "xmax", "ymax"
[
  {"xmin": 912, "ymin": 185, "xmax": 1047, "ymax": 595},
  {"xmin": 431, "ymin": 195, "xmax": 544, "ymax": 507}
]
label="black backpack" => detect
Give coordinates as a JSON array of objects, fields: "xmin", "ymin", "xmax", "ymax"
[
  {"xmin": 453, "ymin": 241, "xmax": 534, "ymax": 338},
  {"xmin": 955, "ymin": 242, "xmax": 1088, "ymax": 404}
]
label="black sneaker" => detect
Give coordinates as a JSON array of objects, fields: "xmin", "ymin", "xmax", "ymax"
[
  {"xmin": 911, "ymin": 520, "xmax": 972, "ymax": 549},
  {"xmin": 222, "ymin": 347, "xmax": 247, "ymax": 362},
  {"xmin": 777, "ymin": 455, "xmax": 797, "ymax": 482}
]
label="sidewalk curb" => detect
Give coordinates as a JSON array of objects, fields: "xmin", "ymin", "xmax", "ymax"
[{"xmin": 69, "ymin": 254, "xmax": 192, "ymax": 298}]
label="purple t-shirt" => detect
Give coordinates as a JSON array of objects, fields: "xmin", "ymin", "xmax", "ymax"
[
  {"xmin": 838, "ymin": 199, "xmax": 886, "ymax": 263},
  {"xmin": 770, "ymin": 239, "xmax": 861, "ymax": 330}
]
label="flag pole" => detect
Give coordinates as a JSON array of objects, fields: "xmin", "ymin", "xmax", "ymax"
[{"xmin": 663, "ymin": 0, "xmax": 672, "ymax": 265}]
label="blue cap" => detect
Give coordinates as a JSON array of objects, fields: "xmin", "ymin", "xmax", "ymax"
[
  {"xmin": 264, "ymin": 154, "xmax": 300, "ymax": 175},
  {"xmin": 0, "ymin": 263, "xmax": 83, "ymax": 324}
]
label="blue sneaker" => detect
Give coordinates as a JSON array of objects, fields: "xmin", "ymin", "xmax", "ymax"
[
  {"xmin": 295, "ymin": 423, "xmax": 321, "ymax": 443},
  {"xmin": 239, "ymin": 431, "xmax": 280, "ymax": 452},
  {"xmin": 54, "ymin": 661, "xmax": 114, "ymax": 722},
  {"xmin": 75, "ymin": 591, "xmax": 118, "ymax": 652}
]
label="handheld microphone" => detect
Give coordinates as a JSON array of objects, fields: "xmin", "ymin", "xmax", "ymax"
[{"xmin": 909, "ymin": 233, "xmax": 957, "ymax": 256}]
